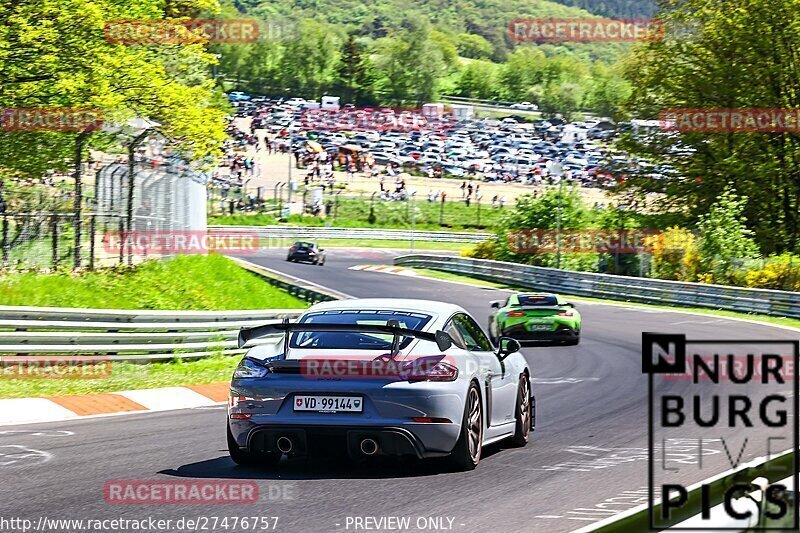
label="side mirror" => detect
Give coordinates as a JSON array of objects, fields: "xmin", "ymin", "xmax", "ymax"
[
  {"xmin": 434, "ymin": 330, "xmax": 453, "ymax": 352},
  {"xmin": 496, "ymin": 337, "xmax": 521, "ymax": 360},
  {"xmin": 490, "ymin": 301, "xmax": 501, "ymax": 309},
  {"xmin": 564, "ymin": 302, "xmax": 574, "ymax": 308}
]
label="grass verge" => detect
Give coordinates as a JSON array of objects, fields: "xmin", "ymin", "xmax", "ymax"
[
  {"xmin": 0, "ymin": 254, "xmax": 308, "ymax": 398},
  {"xmin": 0, "ymin": 254, "xmax": 308, "ymax": 310},
  {"xmin": 0, "ymin": 355, "xmax": 237, "ymax": 399},
  {"xmin": 209, "ymin": 196, "xmax": 504, "ymax": 231}
]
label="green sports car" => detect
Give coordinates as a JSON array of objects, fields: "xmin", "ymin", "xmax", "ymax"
[{"xmin": 488, "ymin": 293, "xmax": 581, "ymax": 346}]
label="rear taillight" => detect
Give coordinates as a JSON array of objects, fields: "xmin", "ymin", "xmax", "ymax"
[
  {"xmin": 506, "ymin": 311, "xmax": 526, "ymax": 317},
  {"xmin": 557, "ymin": 310, "xmax": 573, "ymax": 317},
  {"xmin": 289, "ymin": 246, "xmax": 297, "ymax": 252},
  {"xmin": 404, "ymin": 360, "xmax": 458, "ymax": 382}
]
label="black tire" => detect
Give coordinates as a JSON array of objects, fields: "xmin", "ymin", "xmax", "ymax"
[
  {"xmin": 510, "ymin": 375, "xmax": 532, "ymax": 447},
  {"xmin": 563, "ymin": 336, "xmax": 580, "ymax": 346},
  {"xmin": 227, "ymin": 424, "xmax": 280, "ymax": 467},
  {"xmin": 448, "ymin": 382, "xmax": 483, "ymax": 471}
]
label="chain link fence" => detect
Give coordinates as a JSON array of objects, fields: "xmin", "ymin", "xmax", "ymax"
[{"xmin": 1, "ymin": 147, "xmax": 210, "ymax": 270}]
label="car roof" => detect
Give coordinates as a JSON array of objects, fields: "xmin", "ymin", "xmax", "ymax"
[{"xmin": 307, "ymin": 298, "xmax": 465, "ymax": 320}]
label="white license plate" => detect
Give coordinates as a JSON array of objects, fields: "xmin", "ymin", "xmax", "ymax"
[
  {"xmin": 294, "ymin": 395, "xmax": 363, "ymax": 413},
  {"xmin": 529, "ymin": 324, "xmax": 552, "ymax": 331}
]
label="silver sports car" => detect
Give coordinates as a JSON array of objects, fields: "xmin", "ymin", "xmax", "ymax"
[{"xmin": 227, "ymin": 298, "xmax": 535, "ymax": 471}]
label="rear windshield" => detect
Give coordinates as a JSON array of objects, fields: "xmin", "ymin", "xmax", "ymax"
[
  {"xmin": 289, "ymin": 310, "xmax": 433, "ymax": 350},
  {"xmin": 295, "ymin": 242, "xmax": 314, "ymax": 249},
  {"xmin": 516, "ymin": 295, "xmax": 558, "ymax": 306}
]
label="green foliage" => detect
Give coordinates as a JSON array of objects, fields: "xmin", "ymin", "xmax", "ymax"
[
  {"xmin": 493, "ymin": 187, "xmax": 590, "ymax": 264},
  {"xmin": 744, "ymin": 254, "xmax": 800, "ymax": 291},
  {"xmin": 622, "ymin": 0, "xmax": 800, "ymax": 254},
  {"xmin": 455, "ymin": 61, "xmax": 501, "ymax": 99},
  {"xmin": 648, "ymin": 226, "xmax": 700, "ymax": 281},
  {"xmin": 333, "ymin": 34, "xmax": 377, "ymax": 104},
  {"xmin": 211, "ymin": 195, "xmax": 504, "ymax": 230},
  {"xmin": 462, "ymin": 237, "xmax": 497, "ymax": 259},
  {"xmin": 456, "ymin": 34, "xmax": 493, "ymax": 60},
  {"xmin": 696, "ymin": 188, "xmax": 760, "ymax": 279},
  {"xmin": 0, "ymin": 255, "xmax": 308, "ymax": 309},
  {"xmin": 0, "ymin": 0, "xmax": 229, "ymax": 180}
]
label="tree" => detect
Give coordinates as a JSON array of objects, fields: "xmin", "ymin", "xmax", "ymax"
[
  {"xmin": 648, "ymin": 226, "xmax": 700, "ymax": 281},
  {"xmin": 539, "ymin": 82, "xmax": 583, "ymax": 120},
  {"xmin": 493, "ymin": 188, "xmax": 590, "ymax": 266},
  {"xmin": 375, "ymin": 21, "xmax": 445, "ymax": 105},
  {"xmin": 278, "ymin": 19, "xmax": 341, "ymax": 98},
  {"xmin": 456, "ymin": 33, "xmax": 492, "ymax": 59},
  {"xmin": 0, "ymin": 0, "xmax": 228, "ymax": 179},
  {"xmin": 333, "ymin": 34, "xmax": 375, "ymax": 105},
  {"xmin": 455, "ymin": 61, "xmax": 499, "ymax": 100},
  {"xmin": 696, "ymin": 187, "xmax": 760, "ymax": 281},
  {"xmin": 499, "ymin": 48, "xmax": 546, "ymax": 101},
  {"xmin": 623, "ymin": 0, "xmax": 800, "ymax": 254}
]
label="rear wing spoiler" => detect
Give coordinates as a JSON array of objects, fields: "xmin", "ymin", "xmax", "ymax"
[
  {"xmin": 237, "ymin": 319, "xmax": 454, "ymax": 354},
  {"xmin": 512, "ymin": 306, "xmax": 564, "ymax": 311}
]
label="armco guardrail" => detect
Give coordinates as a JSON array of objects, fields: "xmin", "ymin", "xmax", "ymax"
[
  {"xmin": 210, "ymin": 225, "xmax": 491, "ymax": 244},
  {"xmin": 0, "ymin": 306, "xmax": 303, "ymax": 362},
  {"xmin": 0, "ymin": 258, "xmax": 343, "ymax": 362},
  {"xmin": 393, "ymin": 254, "xmax": 800, "ymax": 318}
]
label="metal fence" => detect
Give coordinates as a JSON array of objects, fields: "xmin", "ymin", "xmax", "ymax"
[
  {"xmin": 1, "ymin": 149, "xmax": 210, "ymax": 270},
  {"xmin": 0, "ymin": 306, "xmax": 302, "ymax": 362},
  {"xmin": 210, "ymin": 225, "xmax": 491, "ymax": 244},
  {"xmin": 0, "ymin": 259, "xmax": 340, "ymax": 362},
  {"xmin": 393, "ymin": 254, "xmax": 800, "ymax": 318}
]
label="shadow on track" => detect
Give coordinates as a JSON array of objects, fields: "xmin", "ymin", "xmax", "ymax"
[{"xmin": 159, "ymin": 444, "xmax": 506, "ymax": 481}]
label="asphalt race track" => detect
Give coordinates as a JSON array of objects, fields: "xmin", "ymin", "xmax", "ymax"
[{"xmin": 2, "ymin": 247, "xmax": 796, "ymax": 533}]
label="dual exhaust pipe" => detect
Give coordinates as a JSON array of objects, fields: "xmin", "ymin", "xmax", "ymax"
[
  {"xmin": 276, "ymin": 436, "xmax": 293, "ymax": 454},
  {"xmin": 359, "ymin": 437, "xmax": 379, "ymax": 456},
  {"xmin": 274, "ymin": 435, "xmax": 379, "ymax": 456}
]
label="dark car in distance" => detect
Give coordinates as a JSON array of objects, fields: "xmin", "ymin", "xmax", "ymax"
[{"xmin": 286, "ymin": 241, "xmax": 326, "ymax": 265}]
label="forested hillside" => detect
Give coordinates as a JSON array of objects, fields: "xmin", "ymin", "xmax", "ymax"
[{"xmin": 549, "ymin": 0, "xmax": 655, "ymax": 18}]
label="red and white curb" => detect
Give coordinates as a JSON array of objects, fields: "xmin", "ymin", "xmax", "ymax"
[
  {"xmin": 0, "ymin": 383, "xmax": 228, "ymax": 426},
  {"xmin": 349, "ymin": 264, "xmax": 418, "ymax": 277}
]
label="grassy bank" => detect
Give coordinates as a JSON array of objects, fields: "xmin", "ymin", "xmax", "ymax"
[
  {"xmin": 0, "ymin": 255, "xmax": 309, "ymax": 398},
  {"xmin": 0, "ymin": 254, "xmax": 307, "ymax": 310},
  {"xmin": 209, "ymin": 196, "xmax": 505, "ymax": 231}
]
